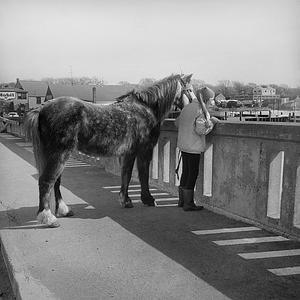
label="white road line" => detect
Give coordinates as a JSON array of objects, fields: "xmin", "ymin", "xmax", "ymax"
[
  {"xmin": 66, "ymin": 162, "xmax": 90, "ymax": 166},
  {"xmin": 129, "ymin": 193, "xmax": 169, "ymax": 197},
  {"xmin": 213, "ymin": 236, "xmax": 289, "ymax": 246},
  {"xmin": 155, "ymin": 204, "xmax": 178, "ymax": 207},
  {"xmin": 65, "ymin": 165, "xmax": 90, "ymax": 168},
  {"xmin": 155, "ymin": 198, "xmax": 179, "ymax": 201},
  {"xmin": 110, "ymin": 189, "xmax": 157, "ymax": 193},
  {"xmin": 238, "ymin": 249, "xmax": 300, "ymax": 259},
  {"xmin": 24, "ymin": 148, "xmax": 33, "ymax": 153},
  {"xmin": 84, "ymin": 205, "xmax": 96, "ymax": 210},
  {"xmin": 102, "ymin": 185, "xmax": 140, "ymax": 189},
  {"xmin": 1, "ymin": 136, "xmax": 22, "ymax": 139},
  {"xmin": 131, "ymin": 200, "xmax": 178, "ymax": 207},
  {"xmin": 268, "ymin": 266, "xmax": 300, "ymax": 276},
  {"xmin": 16, "ymin": 142, "xmax": 33, "ymax": 147},
  {"xmin": 192, "ymin": 226, "xmax": 261, "ymax": 235}
]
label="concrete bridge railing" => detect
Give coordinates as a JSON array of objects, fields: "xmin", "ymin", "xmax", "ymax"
[{"xmin": 2, "ymin": 116, "xmax": 300, "ymax": 240}]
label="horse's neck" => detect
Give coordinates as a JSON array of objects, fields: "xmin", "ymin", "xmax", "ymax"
[{"xmin": 156, "ymin": 95, "xmax": 177, "ymax": 122}]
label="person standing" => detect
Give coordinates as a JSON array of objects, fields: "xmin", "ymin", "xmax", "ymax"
[{"xmin": 175, "ymin": 86, "xmax": 219, "ymax": 211}]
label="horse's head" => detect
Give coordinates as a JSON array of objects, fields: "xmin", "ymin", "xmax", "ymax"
[{"xmin": 173, "ymin": 74, "xmax": 197, "ymax": 110}]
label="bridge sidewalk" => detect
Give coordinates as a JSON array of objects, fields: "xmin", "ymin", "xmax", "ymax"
[{"xmin": 0, "ymin": 137, "xmax": 230, "ymax": 300}]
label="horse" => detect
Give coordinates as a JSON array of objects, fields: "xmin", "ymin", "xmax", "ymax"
[{"xmin": 24, "ymin": 73, "xmax": 196, "ymax": 228}]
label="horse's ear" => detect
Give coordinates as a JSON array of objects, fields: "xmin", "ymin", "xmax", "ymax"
[{"xmin": 181, "ymin": 74, "xmax": 193, "ymax": 84}]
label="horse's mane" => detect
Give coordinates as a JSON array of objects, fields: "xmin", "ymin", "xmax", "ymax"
[{"xmin": 116, "ymin": 74, "xmax": 182, "ymax": 119}]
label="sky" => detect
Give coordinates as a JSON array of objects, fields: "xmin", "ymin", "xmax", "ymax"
[{"xmin": 0, "ymin": 0, "xmax": 299, "ymax": 87}]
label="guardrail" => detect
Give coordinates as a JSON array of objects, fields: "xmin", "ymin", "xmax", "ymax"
[{"xmin": 2, "ymin": 117, "xmax": 300, "ymax": 240}]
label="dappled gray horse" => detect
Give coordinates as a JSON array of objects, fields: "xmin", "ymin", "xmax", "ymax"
[{"xmin": 25, "ymin": 74, "xmax": 195, "ymax": 227}]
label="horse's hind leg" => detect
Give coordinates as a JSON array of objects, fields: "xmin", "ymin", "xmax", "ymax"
[
  {"xmin": 37, "ymin": 155, "xmax": 67, "ymax": 227},
  {"xmin": 54, "ymin": 175, "xmax": 74, "ymax": 217},
  {"xmin": 137, "ymin": 148, "xmax": 155, "ymax": 206},
  {"xmin": 119, "ymin": 153, "xmax": 136, "ymax": 208}
]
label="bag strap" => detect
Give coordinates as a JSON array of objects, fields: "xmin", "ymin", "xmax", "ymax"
[
  {"xmin": 175, "ymin": 151, "xmax": 182, "ymax": 180},
  {"xmin": 198, "ymin": 91, "xmax": 210, "ymax": 121}
]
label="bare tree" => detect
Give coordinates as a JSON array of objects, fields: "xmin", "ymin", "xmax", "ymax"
[
  {"xmin": 191, "ymin": 79, "xmax": 206, "ymax": 90},
  {"xmin": 216, "ymin": 80, "xmax": 233, "ymax": 99}
]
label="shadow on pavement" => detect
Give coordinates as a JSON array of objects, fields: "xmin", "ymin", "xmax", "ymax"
[{"xmin": 1, "ymin": 203, "xmax": 300, "ymax": 300}]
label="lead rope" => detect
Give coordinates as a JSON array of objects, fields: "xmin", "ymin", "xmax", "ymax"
[
  {"xmin": 175, "ymin": 151, "xmax": 182, "ymax": 180},
  {"xmin": 199, "ymin": 91, "xmax": 210, "ymax": 120}
]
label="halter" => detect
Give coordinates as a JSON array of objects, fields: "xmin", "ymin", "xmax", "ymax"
[
  {"xmin": 182, "ymin": 86, "xmax": 196, "ymax": 103},
  {"xmin": 172, "ymin": 82, "xmax": 196, "ymax": 111}
]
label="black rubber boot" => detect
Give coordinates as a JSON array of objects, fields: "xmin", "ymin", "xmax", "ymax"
[
  {"xmin": 178, "ymin": 186, "xmax": 184, "ymax": 207},
  {"xmin": 182, "ymin": 189, "xmax": 203, "ymax": 211}
]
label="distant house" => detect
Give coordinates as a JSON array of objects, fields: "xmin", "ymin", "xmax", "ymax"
[
  {"xmin": 280, "ymin": 96, "xmax": 300, "ymax": 110},
  {"xmin": 253, "ymin": 85, "xmax": 280, "ymax": 106},
  {"xmin": 45, "ymin": 84, "xmax": 96, "ymax": 102},
  {"xmin": 215, "ymin": 93, "xmax": 226, "ymax": 102},
  {"xmin": 45, "ymin": 83, "xmax": 132, "ymax": 105},
  {"xmin": 15, "ymin": 79, "xmax": 48, "ymax": 109},
  {"xmin": 0, "ymin": 87, "xmax": 28, "ymax": 114}
]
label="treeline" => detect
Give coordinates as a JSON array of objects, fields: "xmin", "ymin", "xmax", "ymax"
[
  {"xmin": 138, "ymin": 78, "xmax": 300, "ymax": 100},
  {"xmin": 2, "ymin": 76, "xmax": 298, "ymax": 100},
  {"xmin": 41, "ymin": 76, "xmax": 105, "ymax": 86},
  {"xmin": 190, "ymin": 79, "xmax": 300, "ymax": 100}
]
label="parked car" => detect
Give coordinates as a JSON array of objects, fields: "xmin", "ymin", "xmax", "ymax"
[
  {"xmin": 226, "ymin": 100, "xmax": 242, "ymax": 108},
  {"xmin": 7, "ymin": 112, "xmax": 19, "ymax": 118}
]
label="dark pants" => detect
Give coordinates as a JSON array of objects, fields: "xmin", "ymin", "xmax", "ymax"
[{"xmin": 180, "ymin": 152, "xmax": 201, "ymax": 190}]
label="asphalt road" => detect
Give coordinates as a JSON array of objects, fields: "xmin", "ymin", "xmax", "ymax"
[{"xmin": 1, "ymin": 133, "xmax": 300, "ymax": 300}]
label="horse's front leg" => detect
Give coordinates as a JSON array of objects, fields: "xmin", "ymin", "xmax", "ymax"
[
  {"xmin": 137, "ymin": 148, "xmax": 155, "ymax": 206},
  {"xmin": 119, "ymin": 153, "xmax": 136, "ymax": 208}
]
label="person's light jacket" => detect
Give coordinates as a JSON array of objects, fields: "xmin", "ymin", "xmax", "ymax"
[{"xmin": 175, "ymin": 98, "xmax": 206, "ymax": 154}]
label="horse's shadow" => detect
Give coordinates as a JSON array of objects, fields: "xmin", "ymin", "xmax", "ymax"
[{"xmin": 0, "ymin": 203, "xmax": 106, "ymax": 230}]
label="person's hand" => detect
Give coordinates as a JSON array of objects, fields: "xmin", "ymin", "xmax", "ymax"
[{"xmin": 210, "ymin": 116, "xmax": 220, "ymax": 124}]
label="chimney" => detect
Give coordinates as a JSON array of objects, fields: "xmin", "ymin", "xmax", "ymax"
[{"xmin": 92, "ymin": 87, "xmax": 96, "ymax": 103}]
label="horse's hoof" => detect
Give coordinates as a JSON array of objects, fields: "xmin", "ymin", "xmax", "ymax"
[
  {"xmin": 143, "ymin": 201, "xmax": 155, "ymax": 207},
  {"xmin": 65, "ymin": 210, "xmax": 74, "ymax": 217},
  {"xmin": 48, "ymin": 221, "xmax": 60, "ymax": 228},
  {"xmin": 124, "ymin": 202, "xmax": 134, "ymax": 208}
]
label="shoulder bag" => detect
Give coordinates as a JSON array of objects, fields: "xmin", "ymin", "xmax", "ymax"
[{"xmin": 193, "ymin": 93, "xmax": 214, "ymax": 136}]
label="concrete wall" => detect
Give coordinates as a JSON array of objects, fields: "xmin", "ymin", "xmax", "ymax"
[
  {"xmin": 75, "ymin": 120, "xmax": 300, "ymax": 239},
  {"xmin": 2, "ymin": 117, "xmax": 300, "ymax": 240}
]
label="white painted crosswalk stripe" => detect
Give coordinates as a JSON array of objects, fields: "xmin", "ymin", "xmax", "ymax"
[
  {"xmin": 84, "ymin": 205, "xmax": 96, "ymax": 210},
  {"xmin": 268, "ymin": 266, "xmax": 300, "ymax": 276},
  {"xmin": 103, "ymin": 185, "xmax": 140, "ymax": 189},
  {"xmin": 131, "ymin": 199, "xmax": 178, "ymax": 207},
  {"xmin": 213, "ymin": 236, "xmax": 289, "ymax": 246},
  {"xmin": 238, "ymin": 249, "xmax": 300, "ymax": 259},
  {"xmin": 192, "ymin": 226, "xmax": 261, "ymax": 235},
  {"xmin": 24, "ymin": 147, "xmax": 33, "ymax": 153},
  {"xmin": 155, "ymin": 203, "xmax": 178, "ymax": 207},
  {"xmin": 129, "ymin": 193, "xmax": 169, "ymax": 197},
  {"xmin": 65, "ymin": 158, "xmax": 90, "ymax": 168},
  {"xmin": 1, "ymin": 136, "xmax": 22, "ymax": 139},
  {"xmin": 102, "ymin": 185, "xmax": 180, "ymax": 207},
  {"xmin": 192, "ymin": 226, "xmax": 300, "ymax": 276},
  {"xmin": 155, "ymin": 197, "xmax": 179, "ymax": 201},
  {"xmin": 66, "ymin": 165, "xmax": 90, "ymax": 168},
  {"xmin": 110, "ymin": 189, "xmax": 158, "ymax": 193}
]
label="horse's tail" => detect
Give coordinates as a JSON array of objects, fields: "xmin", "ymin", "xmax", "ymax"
[{"xmin": 24, "ymin": 108, "xmax": 45, "ymax": 175}]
